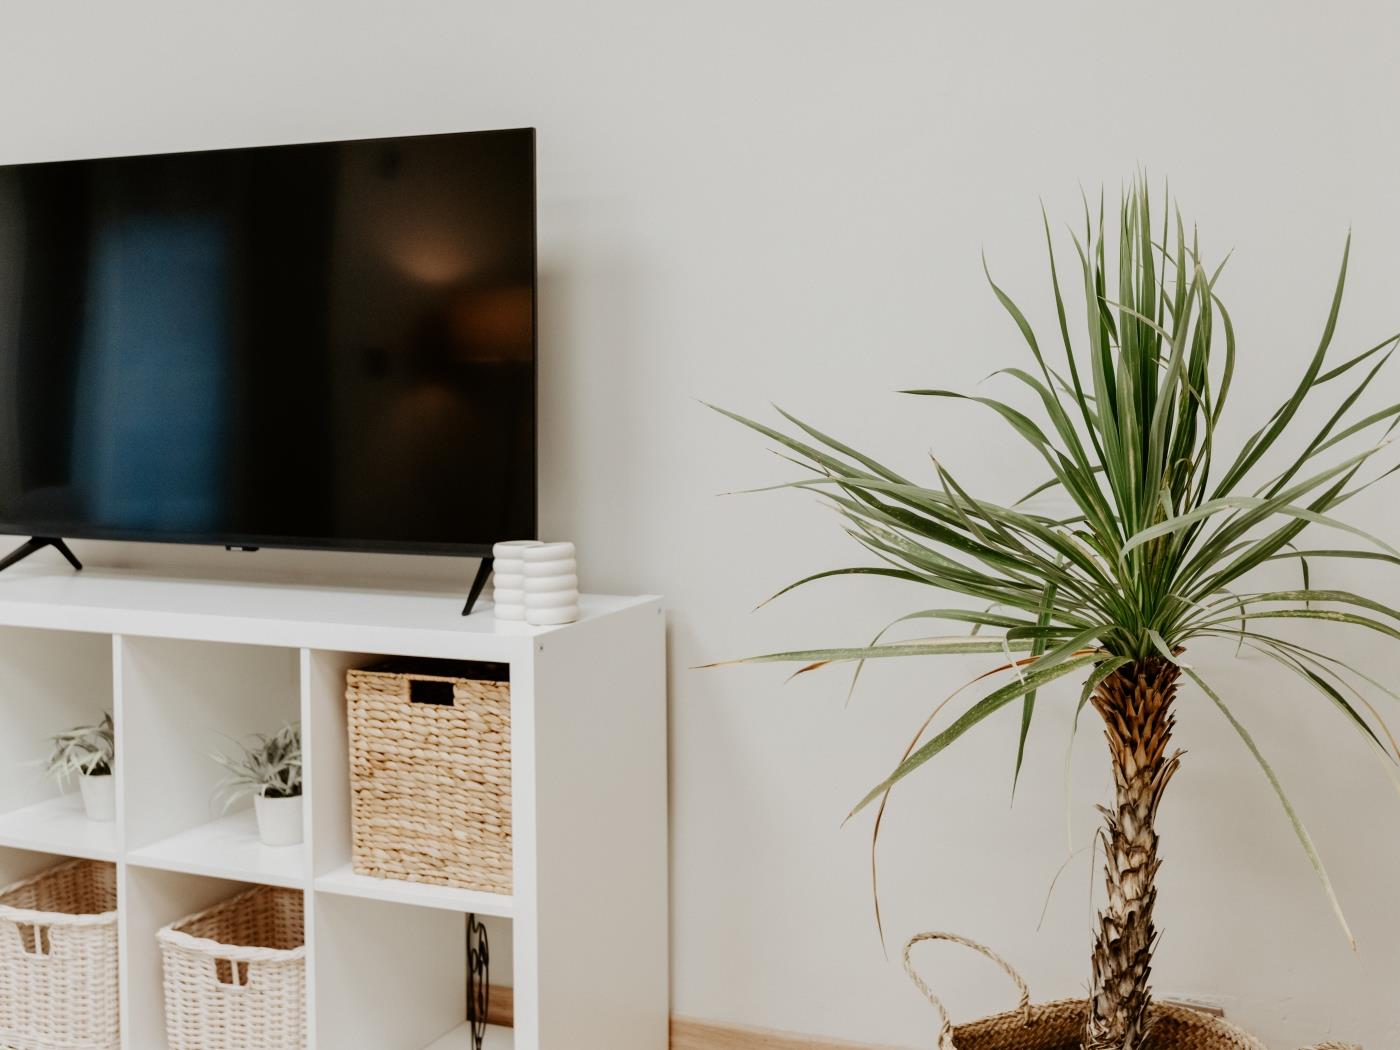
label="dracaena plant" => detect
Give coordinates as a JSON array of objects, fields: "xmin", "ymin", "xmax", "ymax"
[{"xmin": 712, "ymin": 183, "xmax": 1400, "ymax": 1050}]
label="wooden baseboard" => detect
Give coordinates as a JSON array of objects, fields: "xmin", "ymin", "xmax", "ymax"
[
  {"xmin": 486, "ymin": 984, "xmax": 514, "ymax": 1028},
  {"xmin": 487, "ymin": 989, "xmax": 1218, "ymax": 1047},
  {"xmin": 670, "ymin": 1018, "xmax": 909, "ymax": 1050},
  {"xmin": 486, "ymin": 991, "xmax": 896, "ymax": 1048}
]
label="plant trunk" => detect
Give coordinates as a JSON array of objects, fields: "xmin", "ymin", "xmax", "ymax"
[{"xmin": 1084, "ymin": 656, "xmax": 1184, "ymax": 1050}]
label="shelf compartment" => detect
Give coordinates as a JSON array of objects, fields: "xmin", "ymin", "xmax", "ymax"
[
  {"xmin": 304, "ymin": 648, "xmax": 514, "ymax": 921},
  {"xmin": 0, "ymin": 793, "xmax": 119, "ymax": 862},
  {"xmin": 0, "ymin": 627, "xmax": 115, "ymax": 851},
  {"xmin": 314, "ymin": 863, "xmax": 513, "ymax": 917},
  {"xmin": 312, "ymin": 890, "xmax": 472, "ymax": 1050},
  {"xmin": 126, "ymin": 808, "xmax": 305, "ymax": 888},
  {"xmin": 121, "ymin": 866, "xmax": 259, "ymax": 1050},
  {"xmin": 119, "ymin": 636, "xmax": 300, "ymax": 855}
]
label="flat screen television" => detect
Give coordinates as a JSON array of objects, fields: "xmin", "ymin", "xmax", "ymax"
[{"xmin": 0, "ymin": 127, "xmax": 537, "ymax": 565}]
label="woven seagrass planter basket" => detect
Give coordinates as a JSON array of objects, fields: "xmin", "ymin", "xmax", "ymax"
[
  {"xmin": 939, "ymin": 998, "xmax": 1266, "ymax": 1050},
  {"xmin": 0, "ymin": 858, "xmax": 120, "ymax": 1050},
  {"xmin": 346, "ymin": 658, "xmax": 512, "ymax": 894},
  {"xmin": 158, "ymin": 885, "xmax": 305, "ymax": 1050},
  {"xmin": 906, "ymin": 933, "xmax": 1270, "ymax": 1050}
]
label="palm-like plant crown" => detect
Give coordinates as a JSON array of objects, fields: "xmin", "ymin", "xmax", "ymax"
[{"xmin": 714, "ymin": 183, "xmax": 1400, "ymax": 948}]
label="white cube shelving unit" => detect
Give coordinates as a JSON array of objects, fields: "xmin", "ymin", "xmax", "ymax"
[{"xmin": 0, "ymin": 567, "xmax": 668, "ymax": 1050}]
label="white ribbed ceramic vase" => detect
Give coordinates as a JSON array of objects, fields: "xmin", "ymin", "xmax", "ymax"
[
  {"xmin": 523, "ymin": 542, "xmax": 579, "ymax": 626},
  {"xmin": 493, "ymin": 540, "xmax": 543, "ymax": 621}
]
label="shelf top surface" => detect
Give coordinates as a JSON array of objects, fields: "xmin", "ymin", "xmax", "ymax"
[
  {"xmin": 0, "ymin": 792, "xmax": 120, "ymax": 863},
  {"xmin": 0, "ymin": 566, "xmax": 657, "ymax": 658},
  {"xmin": 127, "ymin": 809, "xmax": 306, "ymax": 889},
  {"xmin": 315, "ymin": 862, "xmax": 514, "ymax": 917}
]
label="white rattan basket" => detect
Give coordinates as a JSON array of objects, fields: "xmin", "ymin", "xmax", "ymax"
[
  {"xmin": 157, "ymin": 885, "xmax": 305, "ymax": 1050},
  {"xmin": 0, "ymin": 858, "xmax": 120, "ymax": 1050}
]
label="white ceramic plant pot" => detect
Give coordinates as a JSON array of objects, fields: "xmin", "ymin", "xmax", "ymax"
[
  {"xmin": 79, "ymin": 772, "xmax": 116, "ymax": 822},
  {"xmin": 254, "ymin": 793, "xmax": 304, "ymax": 847}
]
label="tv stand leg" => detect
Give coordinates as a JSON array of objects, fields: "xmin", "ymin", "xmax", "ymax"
[
  {"xmin": 461, "ymin": 556, "xmax": 494, "ymax": 617},
  {"xmin": 0, "ymin": 536, "xmax": 83, "ymax": 575}
]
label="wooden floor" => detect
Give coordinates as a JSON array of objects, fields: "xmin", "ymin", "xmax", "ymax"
[
  {"xmin": 488, "ymin": 987, "xmax": 905, "ymax": 1049},
  {"xmin": 670, "ymin": 1018, "xmax": 909, "ymax": 1050},
  {"xmin": 488, "ymin": 989, "xmax": 1224, "ymax": 1049}
]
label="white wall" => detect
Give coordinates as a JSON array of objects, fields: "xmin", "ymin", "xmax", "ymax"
[{"xmin": 3, "ymin": 3, "xmax": 1399, "ymax": 1046}]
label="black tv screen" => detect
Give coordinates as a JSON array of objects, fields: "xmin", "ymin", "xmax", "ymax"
[{"xmin": 0, "ymin": 128, "xmax": 536, "ymax": 557}]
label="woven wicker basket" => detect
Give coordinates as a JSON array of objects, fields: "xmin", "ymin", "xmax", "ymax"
[
  {"xmin": 158, "ymin": 885, "xmax": 305, "ymax": 1050},
  {"xmin": 0, "ymin": 858, "xmax": 119, "ymax": 1050},
  {"xmin": 905, "ymin": 933, "xmax": 1268, "ymax": 1050},
  {"xmin": 347, "ymin": 659, "xmax": 512, "ymax": 893}
]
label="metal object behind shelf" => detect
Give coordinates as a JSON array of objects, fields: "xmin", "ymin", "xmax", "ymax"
[{"xmin": 467, "ymin": 913, "xmax": 490, "ymax": 1049}]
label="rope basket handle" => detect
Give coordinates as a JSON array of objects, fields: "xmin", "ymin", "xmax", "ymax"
[{"xmin": 903, "ymin": 932, "xmax": 1033, "ymax": 1050}]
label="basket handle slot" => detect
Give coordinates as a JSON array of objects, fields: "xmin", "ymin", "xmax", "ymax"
[
  {"xmin": 214, "ymin": 958, "xmax": 251, "ymax": 987},
  {"xmin": 410, "ymin": 679, "xmax": 456, "ymax": 706},
  {"xmin": 18, "ymin": 923, "xmax": 51, "ymax": 957}
]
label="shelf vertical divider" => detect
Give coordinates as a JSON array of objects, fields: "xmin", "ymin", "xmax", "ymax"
[
  {"xmin": 525, "ymin": 599, "xmax": 668, "ymax": 1050},
  {"xmin": 113, "ymin": 633, "xmax": 131, "ymax": 1050},
  {"xmin": 300, "ymin": 647, "xmax": 319, "ymax": 1050},
  {"xmin": 508, "ymin": 646, "xmax": 539, "ymax": 1050}
]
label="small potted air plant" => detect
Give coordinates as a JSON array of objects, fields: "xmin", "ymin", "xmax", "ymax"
[
  {"xmin": 47, "ymin": 712, "xmax": 117, "ymax": 821},
  {"xmin": 212, "ymin": 723, "xmax": 303, "ymax": 847}
]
